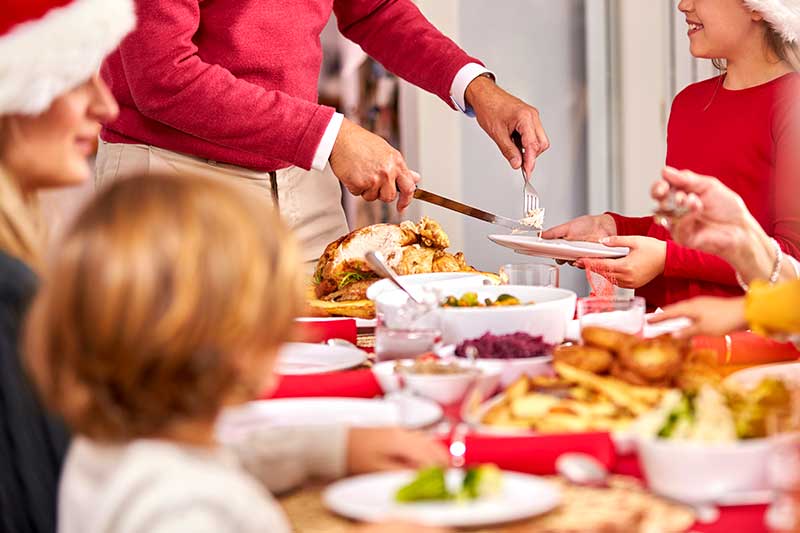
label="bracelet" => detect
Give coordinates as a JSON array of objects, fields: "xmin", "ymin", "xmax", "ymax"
[
  {"xmin": 735, "ymin": 238, "xmax": 783, "ymax": 291},
  {"xmin": 724, "ymin": 334, "xmax": 733, "ymax": 365}
]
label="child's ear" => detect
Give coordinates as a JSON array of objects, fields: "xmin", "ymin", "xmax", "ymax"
[{"xmin": 750, "ymin": 10, "xmax": 765, "ymax": 23}]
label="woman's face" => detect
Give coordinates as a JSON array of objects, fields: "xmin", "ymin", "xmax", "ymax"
[
  {"xmin": 678, "ymin": 0, "xmax": 765, "ymax": 60},
  {"xmin": 1, "ymin": 74, "xmax": 118, "ymax": 191}
]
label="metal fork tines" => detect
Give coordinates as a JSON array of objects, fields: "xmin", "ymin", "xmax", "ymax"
[{"xmin": 511, "ymin": 131, "xmax": 540, "ymax": 218}]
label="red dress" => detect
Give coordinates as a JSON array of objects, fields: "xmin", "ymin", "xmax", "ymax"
[{"xmin": 609, "ymin": 72, "xmax": 800, "ymax": 309}]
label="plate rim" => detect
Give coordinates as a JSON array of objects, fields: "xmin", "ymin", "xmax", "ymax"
[
  {"xmin": 321, "ymin": 468, "xmax": 562, "ymax": 527},
  {"xmin": 276, "ymin": 342, "xmax": 367, "ymax": 375},
  {"xmin": 488, "ymin": 234, "xmax": 629, "ymax": 260}
]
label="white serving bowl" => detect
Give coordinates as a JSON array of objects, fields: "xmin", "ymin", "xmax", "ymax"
[
  {"xmin": 365, "ymin": 272, "xmax": 495, "ymax": 302},
  {"xmin": 637, "ymin": 436, "xmax": 775, "ymax": 503},
  {"xmin": 436, "ymin": 344, "xmax": 552, "ymax": 387},
  {"xmin": 372, "ymin": 359, "xmax": 502, "ymax": 405},
  {"xmin": 436, "ymin": 285, "xmax": 576, "ymax": 346}
]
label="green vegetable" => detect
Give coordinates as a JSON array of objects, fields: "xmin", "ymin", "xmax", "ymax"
[
  {"xmin": 495, "ymin": 294, "xmax": 521, "ymax": 306},
  {"xmin": 312, "ymin": 269, "xmax": 323, "ymax": 285},
  {"xmin": 337, "ymin": 271, "xmax": 369, "ymax": 290},
  {"xmin": 459, "ymin": 292, "xmax": 480, "ymax": 307},
  {"xmin": 658, "ymin": 394, "xmax": 694, "ymax": 438},
  {"xmin": 395, "ymin": 465, "xmax": 503, "ymax": 503},
  {"xmin": 459, "ymin": 464, "xmax": 503, "ymax": 500},
  {"xmin": 395, "ymin": 466, "xmax": 451, "ymax": 502}
]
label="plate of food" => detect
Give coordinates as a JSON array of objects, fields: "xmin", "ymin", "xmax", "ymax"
[
  {"xmin": 434, "ymin": 285, "xmax": 577, "ymax": 346},
  {"xmin": 306, "ymin": 217, "xmax": 485, "ymax": 320},
  {"xmin": 724, "ymin": 361, "xmax": 800, "ymax": 390},
  {"xmin": 276, "ymin": 342, "xmax": 367, "ymax": 375},
  {"xmin": 465, "ymin": 327, "xmax": 722, "ymax": 448},
  {"xmin": 488, "ymin": 234, "xmax": 629, "ymax": 261},
  {"xmin": 216, "ymin": 396, "xmax": 442, "ymax": 444},
  {"xmin": 323, "ymin": 465, "xmax": 561, "ymax": 527},
  {"xmin": 633, "ymin": 377, "xmax": 795, "ymax": 504}
]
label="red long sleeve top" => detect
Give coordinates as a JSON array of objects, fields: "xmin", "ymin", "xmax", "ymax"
[
  {"xmin": 99, "ymin": 0, "xmax": 480, "ymax": 172},
  {"xmin": 609, "ymin": 72, "xmax": 800, "ymax": 309}
]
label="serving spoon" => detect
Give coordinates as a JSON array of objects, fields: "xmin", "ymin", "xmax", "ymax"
[
  {"xmin": 555, "ymin": 453, "xmax": 720, "ymax": 524},
  {"xmin": 364, "ymin": 250, "xmax": 424, "ymax": 305}
]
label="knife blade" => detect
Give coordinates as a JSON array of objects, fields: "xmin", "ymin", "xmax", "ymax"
[{"xmin": 413, "ymin": 188, "xmax": 531, "ymax": 232}]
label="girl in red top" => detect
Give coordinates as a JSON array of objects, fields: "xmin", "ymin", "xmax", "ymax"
[{"xmin": 545, "ymin": 0, "xmax": 800, "ymax": 310}]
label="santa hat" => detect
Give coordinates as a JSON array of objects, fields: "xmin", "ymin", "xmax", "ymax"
[
  {"xmin": 744, "ymin": 0, "xmax": 800, "ymax": 43},
  {"xmin": 0, "ymin": 0, "xmax": 136, "ymax": 116}
]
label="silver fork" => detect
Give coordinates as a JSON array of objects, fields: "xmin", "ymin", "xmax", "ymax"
[{"xmin": 511, "ymin": 131, "xmax": 541, "ymax": 228}]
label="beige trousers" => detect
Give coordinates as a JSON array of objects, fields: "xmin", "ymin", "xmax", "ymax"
[{"xmin": 95, "ymin": 140, "xmax": 349, "ymax": 264}]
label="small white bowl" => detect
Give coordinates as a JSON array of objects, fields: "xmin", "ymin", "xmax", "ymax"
[
  {"xmin": 372, "ymin": 359, "xmax": 502, "ymax": 406},
  {"xmin": 436, "ymin": 344, "xmax": 552, "ymax": 387},
  {"xmin": 637, "ymin": 436, "xmax": 775, "ymax": 503},
  {"xmin": 436, "ymin": 285, "xmax": 577, "ymax": 346},
  {"xmin": 365, "ymin": 272, "xmax": 494, "ymax": 301}
]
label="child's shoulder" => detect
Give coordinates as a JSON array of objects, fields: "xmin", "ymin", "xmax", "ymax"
[{"xmin": 673, "ymin": 75, "xmax": 725, "ymax": 104}]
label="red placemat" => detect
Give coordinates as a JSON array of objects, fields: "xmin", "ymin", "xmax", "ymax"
[{"xmin": 264, "ymin": 369, "xmax": 382, "ymax": 399}]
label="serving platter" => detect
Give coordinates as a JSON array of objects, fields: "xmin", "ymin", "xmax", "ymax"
[{"xmin": 276, "ymin": 342, "xmax": 367, "ymax": 375}]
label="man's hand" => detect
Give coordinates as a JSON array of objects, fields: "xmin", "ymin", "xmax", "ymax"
[
  {"xmin": 465, "ymin": 75, "xmax": 549, "ymax": 177},
  {"xmin": 329, "ymin": 118, "xmax": 420, "ymax": 211}
]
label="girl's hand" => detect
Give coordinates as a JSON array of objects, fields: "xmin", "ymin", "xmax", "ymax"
[
  {"xmin": 542, "ymin": 214, "xmax": 617, "ymax": 241},
  {"xmin": 575, "ymin": 236, "xmax": 666, "ymax": 289},
  {"xmin": 346, "ymin": 427, "xmax": 449, "ymax": 475},
  {"xmin": 649, "ymin": 296, "xmax": 747, "ymax": 338}
]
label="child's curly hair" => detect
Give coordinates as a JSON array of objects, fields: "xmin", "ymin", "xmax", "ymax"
[{"xmin": 25, "ymin": 174, "xmax": 302, "ymax": 442}]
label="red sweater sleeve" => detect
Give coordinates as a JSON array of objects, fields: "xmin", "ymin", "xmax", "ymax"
[
  {"xmin": 662, "ymin": 240, "xmax": 738, "ymax": 285},
  {"xmin": 334, "ymin": 0, "xmax": 481, "ymax": 109},
  {"xmin": 117, "ymin": 0, "xmax": 333, "ymax": 170},
  {"xmin": 606, "ymin": 212, "xmax": 654, "ymax": 237},
  {"xmin": 771, "ymin": 90, "xmax": 800, "ymax": 260}
]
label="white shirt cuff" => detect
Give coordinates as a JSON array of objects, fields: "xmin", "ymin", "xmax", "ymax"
[
  {"xmin": 312, "ymin": 112, "xmax": 344, "ymax": 171},
  {"xmin": 449, "ymin": 63, "xmax": 494, "ymax": 118}
]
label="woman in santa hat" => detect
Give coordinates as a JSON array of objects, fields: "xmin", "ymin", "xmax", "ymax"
[
  {"xmin": 0, "ymin": 2, "xmax": 135, "ymax": 532},
  {"xmin": 546, "ymin": 0, "xmax": 800, "ymax": 311}
]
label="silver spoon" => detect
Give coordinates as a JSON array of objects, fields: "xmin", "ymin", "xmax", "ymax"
[
  {"xmin": 365, "ymin": 250, "xmax": 424, "ymax": 305},
  {"xmin": 555, "ymin": 453, "xmax": 720, "ymax": 525}
]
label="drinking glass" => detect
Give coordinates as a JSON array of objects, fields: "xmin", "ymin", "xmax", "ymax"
[
  {"xmin": 374, "ymin": 289, "xmax": 442, "ymax": 362},
  {"xmin": 499, "ymin": 263, "xmax": 559, "ymax": 287},
  {"xmin": 577, "ymin": 296, "xmax": 646, "ymax": 336}
]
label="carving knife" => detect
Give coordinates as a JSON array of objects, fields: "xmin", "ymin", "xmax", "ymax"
[{"xmin": 412, "ymin": 187, "xmax": 532, "ymax": 232}]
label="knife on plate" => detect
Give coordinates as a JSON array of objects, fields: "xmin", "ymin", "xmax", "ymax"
[{"xmin": 412, "ymin": 187, "xmax": 533, "ymax": 232}]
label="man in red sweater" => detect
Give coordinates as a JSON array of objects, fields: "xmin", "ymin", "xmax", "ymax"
[{"xmin": 97, "ymin": 0, "xmax": 549, "ymax": 263}]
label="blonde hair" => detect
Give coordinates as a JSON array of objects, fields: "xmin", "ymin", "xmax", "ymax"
[
  {"xmin": 26, "ymin": 174, "xmax": 303, "ymax": 442},
  {"xmin": 0, "ymin": 120, "xmax": 43, "ymax": 266},
  {"xmin": 714, "ymin": 24, "xmax": 800, "ymax": 71}
]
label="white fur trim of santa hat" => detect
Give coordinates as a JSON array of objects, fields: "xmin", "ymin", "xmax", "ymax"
[
  {"xmin": 744, "ymin": 0, "xmax": 800, "ymax": 43},
  {"xmin": 0, "ymin": 0, "xmax": 136, "ymax": 116}
]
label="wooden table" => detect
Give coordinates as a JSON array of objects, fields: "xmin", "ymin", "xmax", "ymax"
[{"xmin": 279, "ymin": 475, "xmax": 697, "ymax": 532}]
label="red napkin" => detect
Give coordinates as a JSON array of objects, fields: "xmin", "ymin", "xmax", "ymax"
[
  {"xmin": 692, "ymin": 331, "xmax": 799, "ymax": 366},
  {"xmin": 294, "ymin": 318, "xmax": 358, "ymax": 345},
  {"xmin": 263, "ymin": 369, "xmax": 382, "ymax": 399},
  {"xmin": 457, "ymin": 432, "xmax": 616, "ymax": 475}
]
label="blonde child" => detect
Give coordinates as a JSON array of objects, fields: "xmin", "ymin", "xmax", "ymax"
[{"xmin": 25, "ymin": 174, "xmax": 448, "ymax": 533}]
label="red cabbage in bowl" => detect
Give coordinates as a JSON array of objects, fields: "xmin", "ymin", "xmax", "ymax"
[{"xmin": 454, "ymin": 332, "xmax": 553, "ymax": 359}]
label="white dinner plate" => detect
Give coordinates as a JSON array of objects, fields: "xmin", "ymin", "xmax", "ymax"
[
  {"xmin": 724, "ymin": 361, "xmax": 800, "ymax": 389},
  {"xmin": 489, "ymin": 234, "xmax": 629, "ymax": 261},
  {"xmin": 323, "ymin": 469, "xmax": 561, "ymax": 527},
  {"xmin": 216, "ymin": 397, "xmax": 442, "ymax": 444},
  {"xmin": 276, "ymin": 342, "xmax": 367, "ymax": 375}
]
